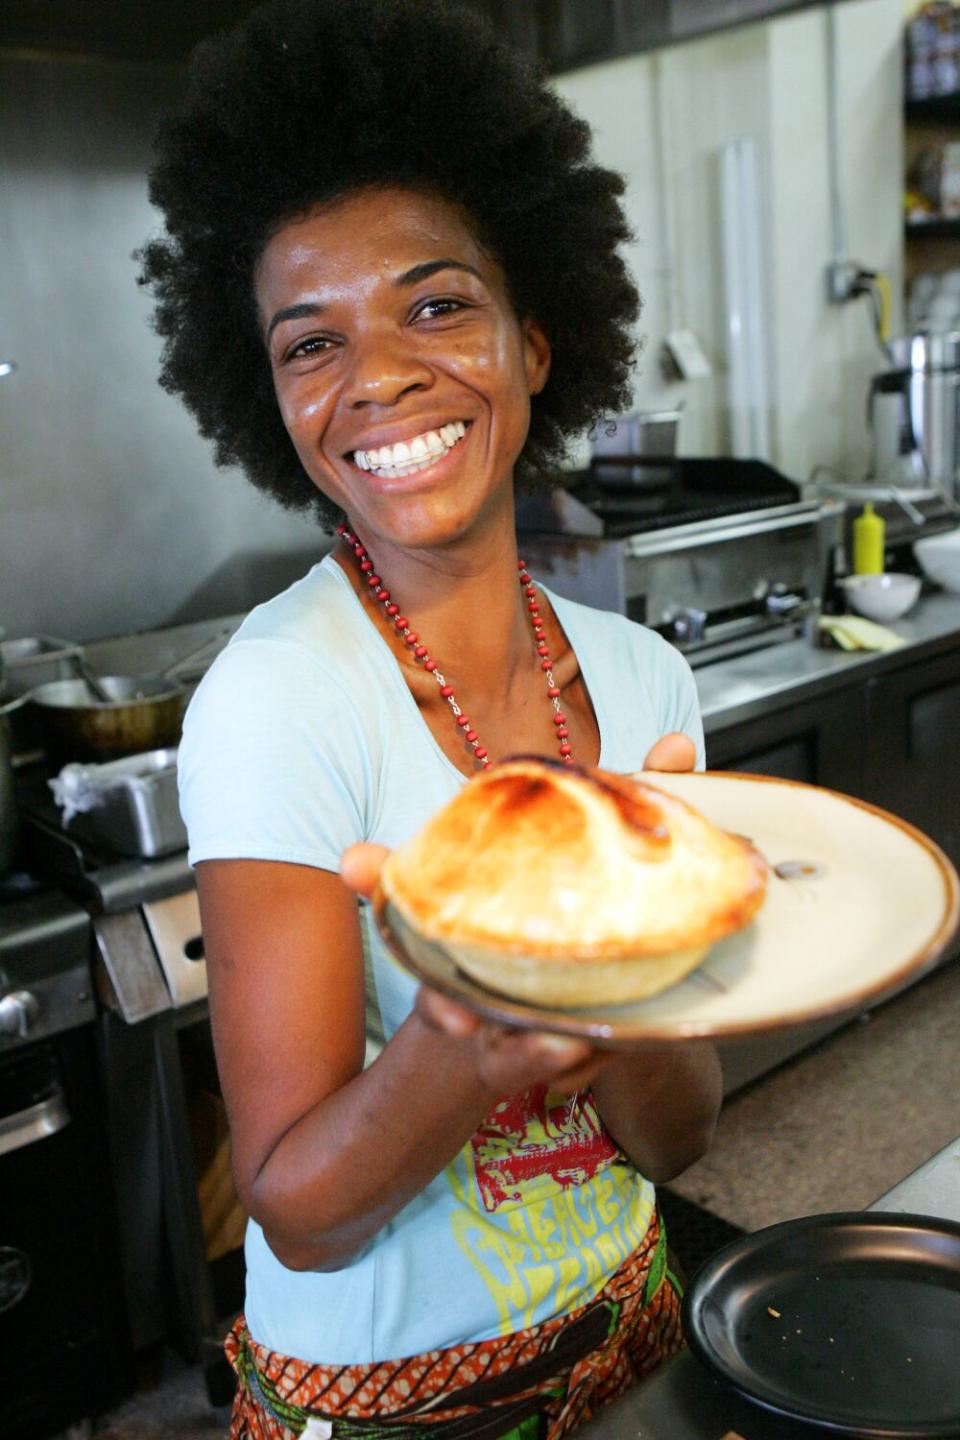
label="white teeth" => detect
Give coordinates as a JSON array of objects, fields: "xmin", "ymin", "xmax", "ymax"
[{"xmin": 352, "ymin": 423, "xmax": 468, "ymax": 475}]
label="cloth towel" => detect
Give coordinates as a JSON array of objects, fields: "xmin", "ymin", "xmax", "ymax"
[{"xmin": 818, "ymin": 615, "xmax": 905, "ymax": 652}]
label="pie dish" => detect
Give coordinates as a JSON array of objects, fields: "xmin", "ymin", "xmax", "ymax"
[
  {"xmin": 374, "ymin": 770, "xmax": 960, "ymax": 1043},
  {"xmin": 377, "ymin": 756, "xmax": 768, "ymax": 1006}
]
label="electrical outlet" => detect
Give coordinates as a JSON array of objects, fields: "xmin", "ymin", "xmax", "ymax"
[
  {"xmin": 663, "ymin": 328, "xmax": 712, "ymax": 379},
  {"xmin": 826, "ymin": 260, "xmax": 861, "ymax": 304}
]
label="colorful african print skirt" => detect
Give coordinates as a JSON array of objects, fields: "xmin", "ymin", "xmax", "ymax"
[{"xmin": 226, "ymin": 1208, "xmax": 682, "ymax": 1440}]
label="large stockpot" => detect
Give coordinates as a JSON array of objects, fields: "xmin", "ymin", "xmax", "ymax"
[
  {"xmin": 13, "ymin": 676, "xmax": 187, "ymax": 765},
  {"xmin": 869, "ymin": 331, "xmax": 960, "ymax": 493}
]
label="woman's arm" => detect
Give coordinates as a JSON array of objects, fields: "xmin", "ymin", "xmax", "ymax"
[
  {"xmin": 586, "ymin": 1043, "xmax": 722, "ymax": 1184},
  {"xmin": 198, "ymin": 857, "xmax": 608, "ymax": 1272}
]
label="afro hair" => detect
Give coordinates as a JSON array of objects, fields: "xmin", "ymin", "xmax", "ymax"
[{"xmin": 139, "ymin": 0, "xmax": 640, "ymax": 528}]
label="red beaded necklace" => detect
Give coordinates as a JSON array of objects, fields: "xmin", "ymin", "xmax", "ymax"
[{"xmin": 336, "ymin": 522, "xmax": 574, "ymax": 769}]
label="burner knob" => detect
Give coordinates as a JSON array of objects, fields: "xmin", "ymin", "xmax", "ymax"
[
  {"xmin": 670, "ymin": 607, "xmax": 707, "ymax": 643},
  {"xmin": 0, "ymin": 989, "xmax": 40, "ymax": 1038}
]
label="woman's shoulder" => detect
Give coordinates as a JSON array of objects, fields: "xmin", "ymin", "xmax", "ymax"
[
  {"xmin": 196, "ymin": 554, "xmax": 376, "ymax": 694},
  {"xmin": 231, "ymin": 552, "xmax": 361, "ymax": 655},
  {"xmin": 182, "ymin": 554, "xmax": 383, "ymax": 755}
]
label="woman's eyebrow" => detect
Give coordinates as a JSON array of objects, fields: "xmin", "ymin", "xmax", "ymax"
[
  {"xmin": 265, "ymin": 261, "xmax": 481, "ymax": 341},
  {"xmin": 395, "ymin": 259, "xmax": 483, "ymax": 287},
  {"xmin": 266, "ymin": 301, "xmax": 325, "ymax": 343}
]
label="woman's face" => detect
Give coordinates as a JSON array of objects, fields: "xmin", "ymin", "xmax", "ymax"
[{"xmin": 255, "ymin": 187, "xmax": 550, "ymax": 551}]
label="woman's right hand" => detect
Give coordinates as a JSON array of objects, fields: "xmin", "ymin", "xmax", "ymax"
[{"xmin": 341, "ymin": 843, "xmax": 612, "ymax": 1097}]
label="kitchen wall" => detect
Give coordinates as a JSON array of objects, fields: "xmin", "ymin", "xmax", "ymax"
[
  {"xmin": 0, "ymin": 0, "xmax": 906, "ymax": 645},
  {"xmin": 0, "ymin": 52, "xmax": 325, "ymax": 645},
  {"xmin": 554, "ymin": 0, "xmax": 906, "ymax": 483}
]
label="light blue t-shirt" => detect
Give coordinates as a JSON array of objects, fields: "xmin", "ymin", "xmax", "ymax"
[{"xmin": 178, "ymin": 553, "xmax": 704, "ymax": 1365}]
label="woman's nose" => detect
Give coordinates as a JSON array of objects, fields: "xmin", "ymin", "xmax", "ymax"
[{"xmin": 344, "ymin": 332, "xmax": 434, "ymax": 408}]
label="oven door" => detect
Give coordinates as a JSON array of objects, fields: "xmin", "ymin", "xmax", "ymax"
[{"xmin": 0, "ymin": 1034, "xmax": 132, "ymax": 1439}]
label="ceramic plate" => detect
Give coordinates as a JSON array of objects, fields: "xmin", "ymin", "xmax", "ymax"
[
  {"xmin": 682, "ymin": 1211, "xmax": 960, "ymax": 1436},
  {"xmin": 374, "ymin": 771, "xmax": 960, "ymax": 1044}
]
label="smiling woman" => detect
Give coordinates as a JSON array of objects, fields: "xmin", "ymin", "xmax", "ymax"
[
  {"xmin": 138, "ymin": 3, "xmax": 721, "ymax": 1438},
  {"xmin": 255, "ymin": 188, "xmax": 551, "ymax": 555}
]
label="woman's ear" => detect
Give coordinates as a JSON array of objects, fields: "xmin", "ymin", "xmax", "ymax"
[{"xmin": 523, "ymin": 319, "xmax": 551, "ymax": 396}]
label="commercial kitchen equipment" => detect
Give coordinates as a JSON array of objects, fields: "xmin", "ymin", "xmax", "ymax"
[
  {"xmin": 516, "ymin": 458, "xmax": 845, "ymax": 667},
  {"xmin": 868, "ymin": 331, "xmax": 960, "ymax": 496},
  {"xmin": 10, "ymin": 774, "xmax": 235, "ymax": 1398},
  {"xmin": 0, "ymin": 878, "xmax": 133, "ymax": 1438}
]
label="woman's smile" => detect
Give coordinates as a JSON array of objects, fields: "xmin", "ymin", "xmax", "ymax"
[
  {"xmin": 351, "ymin": 419, "xmax": 468, "ymax": 479},
  {"xmin": 255, "ymin": 187, "xmax": 550, "ymax": 548}
]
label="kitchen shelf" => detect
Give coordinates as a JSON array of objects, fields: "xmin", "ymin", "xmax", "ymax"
[
  {"xmin": 906, "ymin": 92, "xmax": 960, "ymax": 123},
  {"xmin": 906, "ymin": 216, "xmax": 960, "ymax": 238}
]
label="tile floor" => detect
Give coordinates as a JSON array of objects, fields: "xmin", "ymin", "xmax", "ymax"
[{"xmin": 81, "ymin": 954, "xmax": 960, "ymax": 1437}]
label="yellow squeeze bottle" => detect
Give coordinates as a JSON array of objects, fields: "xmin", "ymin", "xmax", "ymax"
[{"xmin": 852, "ymin": 502, "xmax": 884, "ymax": 575}]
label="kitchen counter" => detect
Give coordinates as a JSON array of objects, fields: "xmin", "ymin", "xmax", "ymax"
[
  {"xmin": 73, "ymin": 586, "xmax": 960, "ymax": 746},
  {"xmin": 31, "ymin": 591, "xmax": 960, "ymax": 911},
  {"xmin": 696, "ymin": 590, "xmax": 960, "ymax": 733},
  {"xmin": 581, "ymin": 1136, "xmax": 960, "ymax": 1439}
]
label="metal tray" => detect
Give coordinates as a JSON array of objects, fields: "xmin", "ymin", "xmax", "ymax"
[
  {"xmin": 683, "ymin": 1210, "xmax": 960, "ymax": 1436},
  {"xmin": 0, "ymin": 634, "xmax": 83, "ymax": 694},
  {"xmin": 58, "ymin": 746, "xmax": 186, "ymax": 858}
]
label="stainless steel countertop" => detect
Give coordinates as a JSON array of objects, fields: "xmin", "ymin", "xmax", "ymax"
[
  {"xmin": 581, "ymin": 1138, "xmax": 960, "ymax": 1438},
  {"xmin": 75, "ymin": 589, "xmax": 960, "ymax": 741},
  {"xmin": 696, "ymin": 591, "xmax": 960, "ymax": 733}
]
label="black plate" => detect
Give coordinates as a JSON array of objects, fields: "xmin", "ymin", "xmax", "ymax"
[{"xmin": 682, "ymin": 1211, "xmax": 960, "ymax": 1437}]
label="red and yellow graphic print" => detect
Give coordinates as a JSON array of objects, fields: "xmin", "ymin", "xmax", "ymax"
[
  {"xmin": 471, "ymin": 1083, "xmax": 620, "ymax": 1211},
  {"xmin": 446, "ymin": 1085, "xmax": 656, "ymax": 1334}
]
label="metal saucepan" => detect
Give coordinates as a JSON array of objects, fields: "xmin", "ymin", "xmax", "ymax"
[
  {"xmin": 1, "ymin": 628, "xmax": 231, "ymax": 766},
  {"xmin": 15, "ymin": 675, "xmax": 187, "ymax": 764}
]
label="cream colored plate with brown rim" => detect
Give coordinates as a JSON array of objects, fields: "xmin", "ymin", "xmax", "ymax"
[{"xmin": 374, "ymin": 772, "xmax": 960, "ymax": 1044}]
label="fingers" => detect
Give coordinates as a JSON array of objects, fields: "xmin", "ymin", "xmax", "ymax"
[
  {"xmin": 643, "ymin": 731, "xmax": 697, "ymax": 773},
  {"xmin": 476, "ymin": 1028, "xmax": 612, "ymax": 1096},
  {"xmin": 416, "ymin": 987, "xmax": 484, "ymax": 1037},
  {"xmin": 340, "ymin": 843, "xmax": 390, "ymax": 899},
  {"xmin": 417, "ymin": 985, "xmax": 612, "ymax": 1095}
]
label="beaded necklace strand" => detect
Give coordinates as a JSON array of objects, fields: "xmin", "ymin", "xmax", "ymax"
[{"xmin": 337, "ymin": 522, "xmax": 574, "ymax": 769}]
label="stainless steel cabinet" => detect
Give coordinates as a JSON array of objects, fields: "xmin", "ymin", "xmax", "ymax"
[
  {"xmin": 705, "ymin": 685, "xmax": 865, "ymax": 794},
  {"xmin": 861, "ymin": 648, "xmax": 960, "ymax": 869}
]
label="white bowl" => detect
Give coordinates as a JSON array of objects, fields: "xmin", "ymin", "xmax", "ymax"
[
  {"xmin": 842, "ymin": 572, "xmax": 921, "ymax": 623},
  {"xmin": 915, "ymin": 527, "xmax": 960, "ymax": 594}
]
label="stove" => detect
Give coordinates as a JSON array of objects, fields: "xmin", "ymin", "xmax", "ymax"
[
  {"xmin": 0, "ymin": 879, "xmax": 133, "ymax": 1437},
  {"xmin": 516, "ymin": 457, "xmax": 846, "ymax": 668},
  {"xmin": 7, "ymin": 771, "xmax": 229, "ymax": 1399}
]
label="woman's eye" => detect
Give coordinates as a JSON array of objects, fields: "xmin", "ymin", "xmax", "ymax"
[
  {"xmin": 415, "ymin": 297, "xmax": 466, "ymax": 321},
  {"xmin": 284, "ymin": 335, "xmax": 335, "ymax": 362}
]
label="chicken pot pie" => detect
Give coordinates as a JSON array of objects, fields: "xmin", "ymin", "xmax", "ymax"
[{"xmin": 379, "ymin": 756, "xmax": 768, "ymax": 1006}]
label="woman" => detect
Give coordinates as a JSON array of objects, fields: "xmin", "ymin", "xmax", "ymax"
[{"xmin": 140, "ymin": 2, "xmax": 723, "ymax": 1435}]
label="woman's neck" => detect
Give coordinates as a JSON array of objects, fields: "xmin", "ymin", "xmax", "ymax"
[{"xmin": 335, "ymin": 511, "xmax": 534, "ymax": 692}]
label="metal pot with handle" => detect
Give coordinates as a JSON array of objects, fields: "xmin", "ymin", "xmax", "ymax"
[
  {"xmin": 15, "ymin": 674, "xmax": 187, "ymax": 765},
  {"xmin": 1, "ymin": 628, "xmax": 230, "ymax": 767}
]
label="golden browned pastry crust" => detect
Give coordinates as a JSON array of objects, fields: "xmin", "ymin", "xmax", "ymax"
[{"xmin": 380, "ymin": 757, "xmax": 768, "ymax": 1005}]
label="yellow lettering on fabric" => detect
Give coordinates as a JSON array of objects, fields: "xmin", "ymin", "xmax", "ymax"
[{"xmin": 446, "ymin": 1138, "xmax": 656, "ymax": 1334}]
